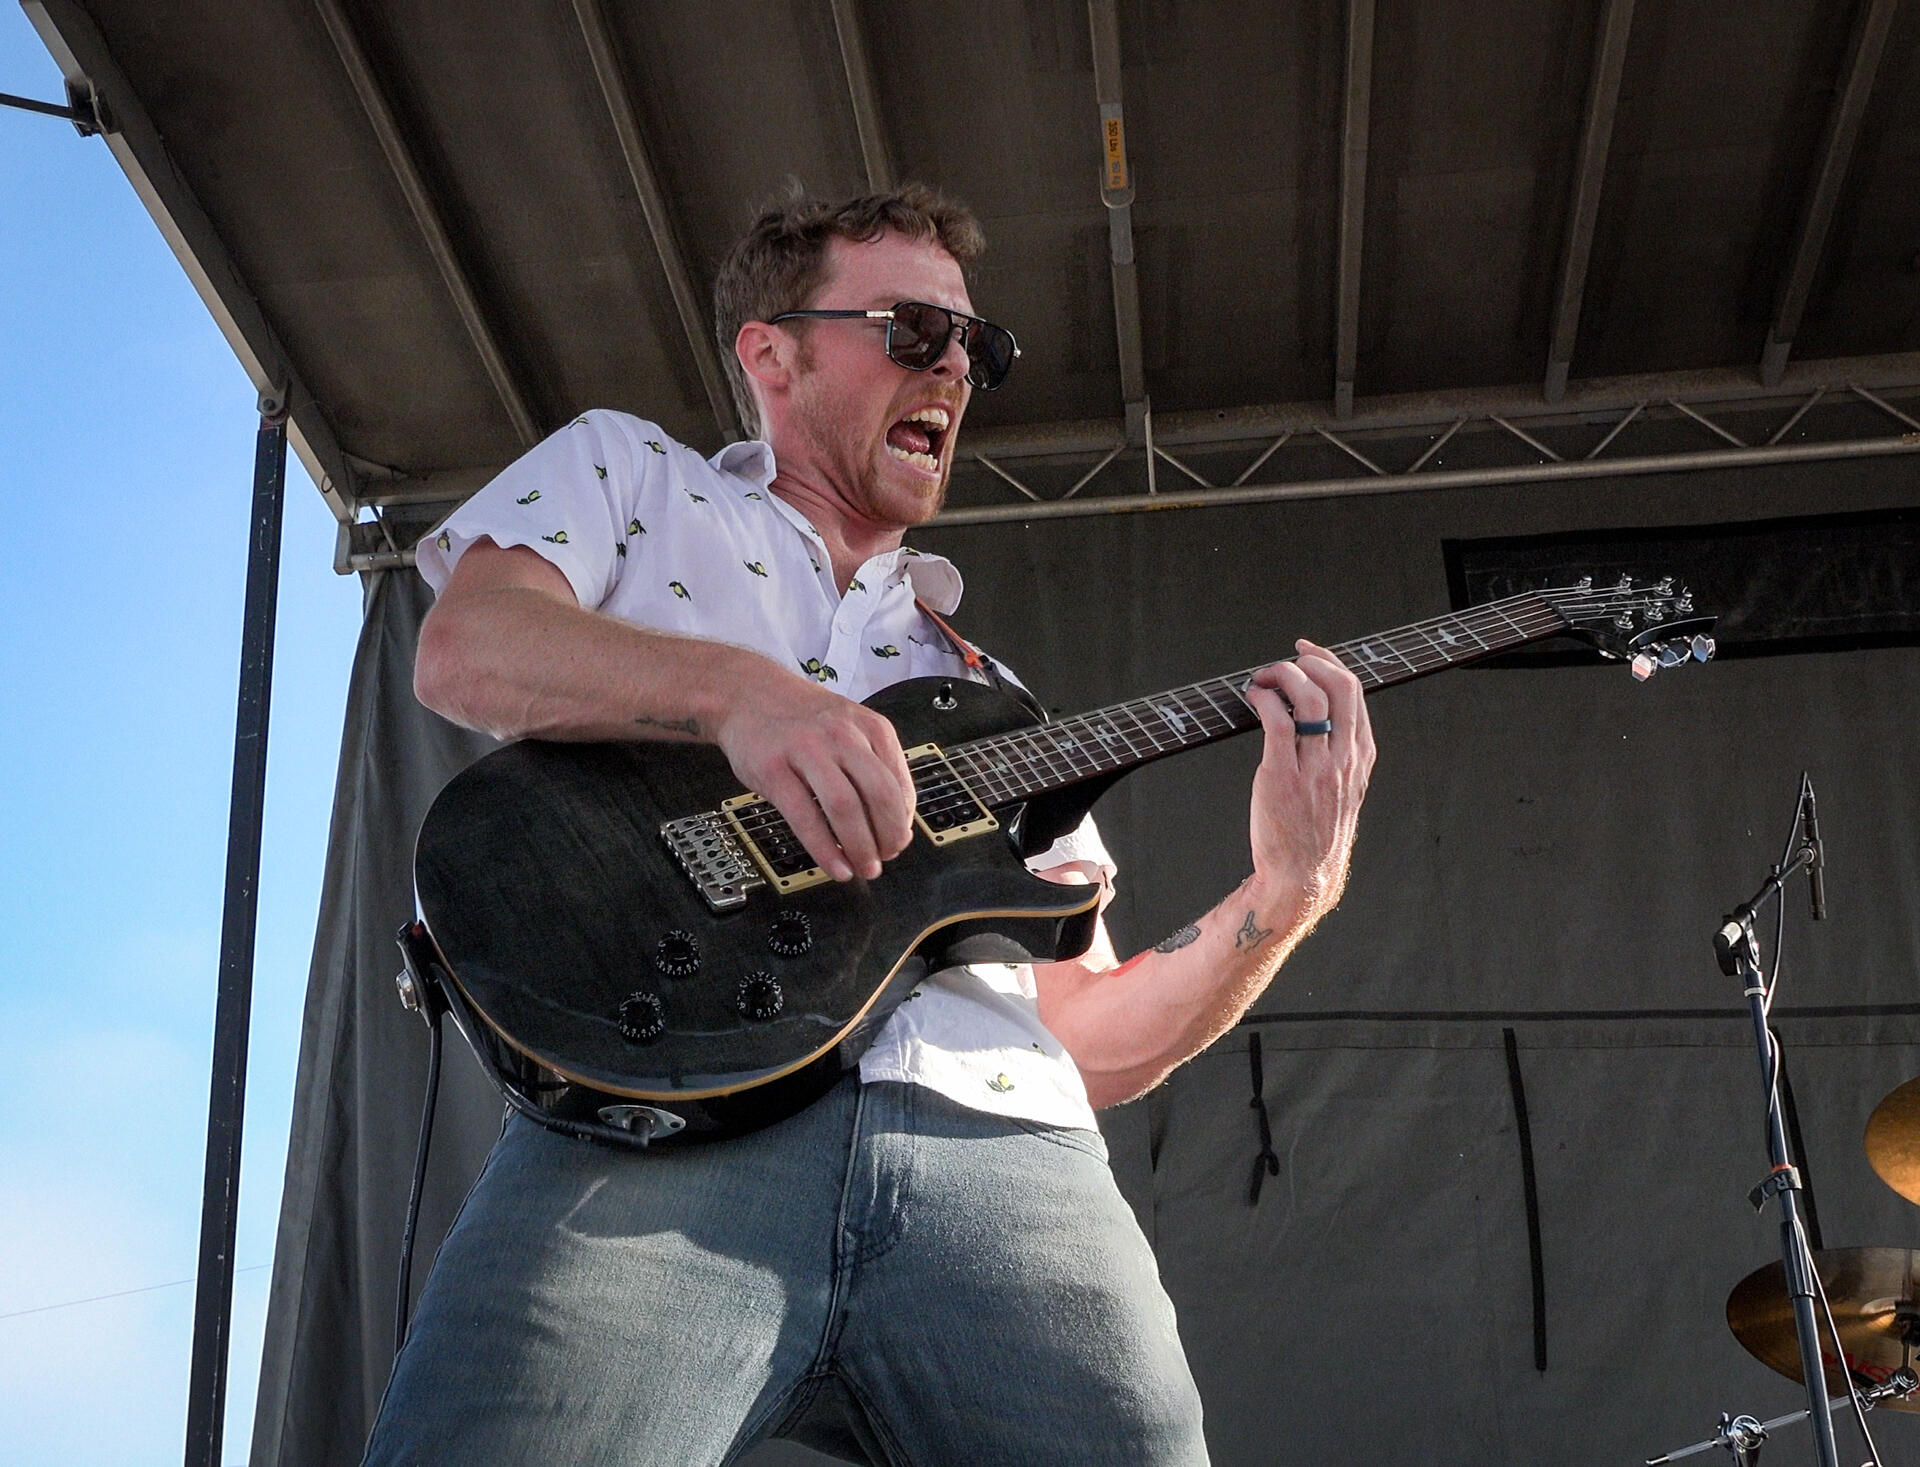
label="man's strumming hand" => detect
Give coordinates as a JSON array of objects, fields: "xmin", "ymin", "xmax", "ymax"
[{"xmin": 713, "ymin": 673, "xmax": 916, "ymax": 883}]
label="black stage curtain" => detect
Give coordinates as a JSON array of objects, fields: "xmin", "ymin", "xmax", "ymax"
[{"xmin": 253, "ymin": 453, "xmax": 1920, "ymax": 1466}]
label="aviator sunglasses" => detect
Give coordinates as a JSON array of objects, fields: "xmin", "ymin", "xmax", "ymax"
[{"xmin": 766, "ymin": 300, "xmax": 1021, "ymax": 390}]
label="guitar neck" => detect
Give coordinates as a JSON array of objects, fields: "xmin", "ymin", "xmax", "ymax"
[{"xmin": 943, "ymin": 589, "xmax": 1572, "ymax": 808}]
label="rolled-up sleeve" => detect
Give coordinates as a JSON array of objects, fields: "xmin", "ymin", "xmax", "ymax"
[{"xmin": 416, "ymin": 411, "xmax": 660, "ymax": 610}]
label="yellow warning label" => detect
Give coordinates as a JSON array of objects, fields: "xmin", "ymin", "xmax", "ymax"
[{"xmin": 1103, "ymin": 116, "xmax": 1128, "ymax": 192}]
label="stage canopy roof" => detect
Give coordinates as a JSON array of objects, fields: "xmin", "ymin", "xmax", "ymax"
[{"xmin": 23, "ymin": 0, "xmax": 1920, "ymax": 569}]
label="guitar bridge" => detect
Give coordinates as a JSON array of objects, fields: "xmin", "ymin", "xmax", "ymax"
[{"xmin": 660, "ymin": 813, "xmax": 766, "ymax": 912}]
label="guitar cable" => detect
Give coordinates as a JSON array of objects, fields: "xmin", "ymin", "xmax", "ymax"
[{"xmin": 394, "ymin": 998, "xmax": 444, "ymax": 1357}]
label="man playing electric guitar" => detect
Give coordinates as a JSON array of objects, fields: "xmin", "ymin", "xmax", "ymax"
[{"xmin": 364, "ymin": 185, "xmax": 1374, "ymax": 1466}]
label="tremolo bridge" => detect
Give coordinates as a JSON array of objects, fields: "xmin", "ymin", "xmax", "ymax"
[
  {"xmin": 658, "ymin": 812, "xmax": 764, "ymax": 912},
  {"xmin": 660, "ymin": 744, "xmax": 999, "ymax": 912}
]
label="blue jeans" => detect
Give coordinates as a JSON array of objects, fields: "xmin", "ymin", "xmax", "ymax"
[{"xmin": 362, "ymin": 1077, "xmax": 1207, "ymax": 1465}]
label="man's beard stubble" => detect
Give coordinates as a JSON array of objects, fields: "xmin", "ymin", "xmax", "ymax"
[{"xmin": 790, "ymin": 365, "xmax": 950, "ymax": 526}]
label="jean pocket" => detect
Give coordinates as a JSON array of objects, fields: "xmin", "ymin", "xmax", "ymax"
[{"xmin": 1008, "ymin": 1115, "xmax": 1110, "ymax": 1162}]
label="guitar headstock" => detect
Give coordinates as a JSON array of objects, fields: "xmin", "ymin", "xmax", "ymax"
[{"xmin": 1538, "ymin": 575, "xmax": 1717, "ymax": 680}]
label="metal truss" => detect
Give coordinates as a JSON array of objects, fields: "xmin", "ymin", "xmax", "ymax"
[
  {"xmin": 933, "ymin": 362, "xmax": 1920, "ymax": 528},
  {"xmin": 333, "ymin": 355, "xmax": 1920, "ymax": 568}
]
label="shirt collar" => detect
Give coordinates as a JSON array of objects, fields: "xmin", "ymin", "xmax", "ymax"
[
  {"xmin": 895, "ymin": 547, "xmax": 963, "ymax": 614},
  {"xmin": 710, "ymin": 438, "xmax": 777, "ymax": 488},
  {"xmin": 712, "ymin": 441, "xmax": 965, "ymax": 611}
]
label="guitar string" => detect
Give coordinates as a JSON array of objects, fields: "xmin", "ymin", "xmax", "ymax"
[
  {"xmin": 723, "ymin": 588, "xmax": 1678, "ymax": 852},
  {"xmin": 965, "ymin": 585, "xmax": 1687, "ymax": 796},
  {"xmin": 722, "ymin": 587, "xmax": 1685, "ymax": 855},
  {"xmin": 729, "ymin": 589, "xmax": 1671, "ymax": 846}
]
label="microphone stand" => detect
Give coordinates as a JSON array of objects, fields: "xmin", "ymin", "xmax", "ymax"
[
  {"xmin": 1645, "ymin": 1370, "xmax": 1917, "ymax": 1464},
  {"xmin": 1711, "ymin": 774, "xmax": 1840, "ymax": 1467}
]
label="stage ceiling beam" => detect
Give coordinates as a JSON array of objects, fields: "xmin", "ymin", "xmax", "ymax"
[
  {"xmin": 24, "ymin": 0, "xmax": 360, "ymax": 520},
  {"xmin": 1761, "ymin": 0, "xmax": 1898, "ymax": 387},
  {"xmin": 571, "ymin": 0, "xmax": 741, "ymax": 442},
  {"xmin": 1334, "ymin": 0, "xmax": 1376, "ymax": 419},
  {"xmin": 1545, "ymin": 0, "xmax": 1636, "ymax": 404},
  {"xmin": 342, "ymin": 355, "xmax": 1920, "ymax": 565},
  {"xmin": 311, "ymin": 0, "xmax": 542, "ymax": 449},
  {"xmin": 930, "ymin": 430, "xmax": 1920, "ymax": 527},
  {"xmin": 828, "ymin": 0, "xmax": 893, "ymax": 190},
  {"xmin": 1088, "ymin": 0, "xmax": 1152, "ymax": 457},
  {"xmin": 960, "ymin": 351, "xmax": 1920, "ymax": 459}
]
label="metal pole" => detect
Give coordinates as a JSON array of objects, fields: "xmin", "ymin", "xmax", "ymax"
[
  {"xmin": 1544, "ymin": 0, "xmax": 1635, "ymax": 402},
  {"xmin": 183, "ymin": 390, "xmax": 289, "ymax": 1467},
  {"xmin": 1333, "ymin": 0, "xmax": 1376, "ymax": 419},
  {"xmin": 1734, "ymin": 937, "xmax": 1842, "ymax": 1467}
]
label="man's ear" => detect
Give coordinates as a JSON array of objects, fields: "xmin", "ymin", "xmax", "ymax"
[{"xmin": 735, "ymin": 321, "xmax": 792, "ymax": 395}]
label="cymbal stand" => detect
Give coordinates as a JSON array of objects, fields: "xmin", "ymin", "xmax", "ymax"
[
  {"xmin": 1645, "ymin": 1371, "xmax": 1918, "ymax": 1465},
  {"xmin": 1711, "ymin": 774, "xmax": 1850, "ymax": 1467}
]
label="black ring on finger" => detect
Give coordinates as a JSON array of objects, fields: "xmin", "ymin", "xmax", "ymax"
[{"xmin": 1292, "ymin": 718, "xmax": 1334, "ymax": 737}]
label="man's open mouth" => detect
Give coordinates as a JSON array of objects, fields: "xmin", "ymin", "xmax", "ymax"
[{"xmin": 885, "ymin": 405, "xmax": 950, "ymax": 472}]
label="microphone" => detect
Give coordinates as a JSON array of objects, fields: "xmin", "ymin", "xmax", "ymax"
[{"xmin": 1800, "ymin": 777, "xmax": 1826, "ymax": 922}]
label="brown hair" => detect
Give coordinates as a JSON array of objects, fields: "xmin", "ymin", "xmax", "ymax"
[{"xmin": 713, "ymin": 183, "xmax": 986, "ymax": 436}]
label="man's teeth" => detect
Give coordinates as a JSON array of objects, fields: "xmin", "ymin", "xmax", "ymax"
[
  {"xmin": 887, "ymin": 444, "xmax": 940, "ymax": 470},
  {"xmin": 902, "ymin": 406, "xmax": 950, "ymax": 430}
]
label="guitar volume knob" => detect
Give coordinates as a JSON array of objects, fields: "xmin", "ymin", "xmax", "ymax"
[
  {"xmin": 617, "ymin": 990, "xmax": 666, "ymax": 1043},
  {"xmin": 653, "ymin": 930, "xmax": 701, "ymax": 977},
  {"xmin": 735, "ymin": 973, "xmax": 784, "ymax": 1022},
  {"xmin": 766, "ymin": 911, "xmax": 814, "ymax": 957}
]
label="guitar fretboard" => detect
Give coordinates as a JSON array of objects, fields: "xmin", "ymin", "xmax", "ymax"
[{"xmin": 942, "ymin": 589, "xmax": 1571, "ymax": 808}]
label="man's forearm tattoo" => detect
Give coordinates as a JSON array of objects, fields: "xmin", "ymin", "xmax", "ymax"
[
  {"xmin": 1233, "ymin": 911, "xmax": 1275, "ymax": 951},
  {"xmin": 1153, "ymin": 922, "xmax": 1202, "ymax": 954},
  {"xmin": 633, "ymin": 714, "xmax": 700, "ymax": 736}
]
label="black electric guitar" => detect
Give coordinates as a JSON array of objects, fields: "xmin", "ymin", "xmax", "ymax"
[{"xmin": 405, "ymin": 577, "xmax": 1714, "ymax": 1146}]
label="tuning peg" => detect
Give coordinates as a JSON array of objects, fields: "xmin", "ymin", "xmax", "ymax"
[
  {"xmin": 1691, "ymin": 634, "xmax": 1715, "ymax": 662},
  {"xmin": 1675, "ymin": 592, "xmax": 1693, "ymax": 614},
  {"xmin": 1631, "ymin": 651, "xmax": 1659, "ymax": 680},
  {"xmin": 1576, "ymin": 576, "xmax": 1593, "ymax": 592},
  {"xmin": 1614, "ymin": 573, "xmax": 1633, "ymax": 592},
  {"xmin": 1656, "ymin": 577, "xmax": 1675, "ymax": 595},
  {"xmin": 1614, "ymin": 609, "xmax": 1637, "ymax": 629}
]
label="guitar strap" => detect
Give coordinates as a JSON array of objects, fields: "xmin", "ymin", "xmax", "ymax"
[{"xmin": 914, "ymin": 596, "xmax": 1049, "ymax": 724}]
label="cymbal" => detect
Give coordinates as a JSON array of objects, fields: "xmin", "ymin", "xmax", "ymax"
[
  {"xmin": 1866, "ymin": 1077, "xmax": 1920, "ymax": 1205},
  {"xmin": 1726, "ymin": 1248, "xmax": 1920, "ymax": 1412}
]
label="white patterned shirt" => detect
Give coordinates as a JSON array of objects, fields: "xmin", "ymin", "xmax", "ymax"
[{"xmin": 416, "ymin": 409, "xmax": 1111, "ymax": 1129}]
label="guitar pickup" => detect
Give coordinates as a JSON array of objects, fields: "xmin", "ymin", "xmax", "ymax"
[
  {"xmin": 705, "ymin": 746, "xmax": 1000, "ymax": 898},
  {"xmin": 904, "ymin": 744, "xmax": 999, "ymax": 845},
  {"xmin": 720, "ymin": 793, "xmax": 835, "ymax": 895}
]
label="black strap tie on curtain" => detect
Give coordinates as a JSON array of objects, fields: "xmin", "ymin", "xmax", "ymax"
[
  {"xmin": 1502, "ymin": 1027, "xmax": 1548, "ymax": 1373},
  {"xmin": 1247, "ymin": 1031, "xmax": 1281, "ymax": 1205}
]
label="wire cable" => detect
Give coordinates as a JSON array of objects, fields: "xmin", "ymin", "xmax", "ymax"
[
  {"xmin": 1795, "ymin": 1212, "xmax": 1884, "ymax": 1467},
  {"xmin": 394, "ymin": 1006, "xmax": 444, "ymax": 1357}
]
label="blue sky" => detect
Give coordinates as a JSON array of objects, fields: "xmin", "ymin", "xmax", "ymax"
[{"xmin": 2, "ymin": 13, "xmax": 364, "ymax": 1463}]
